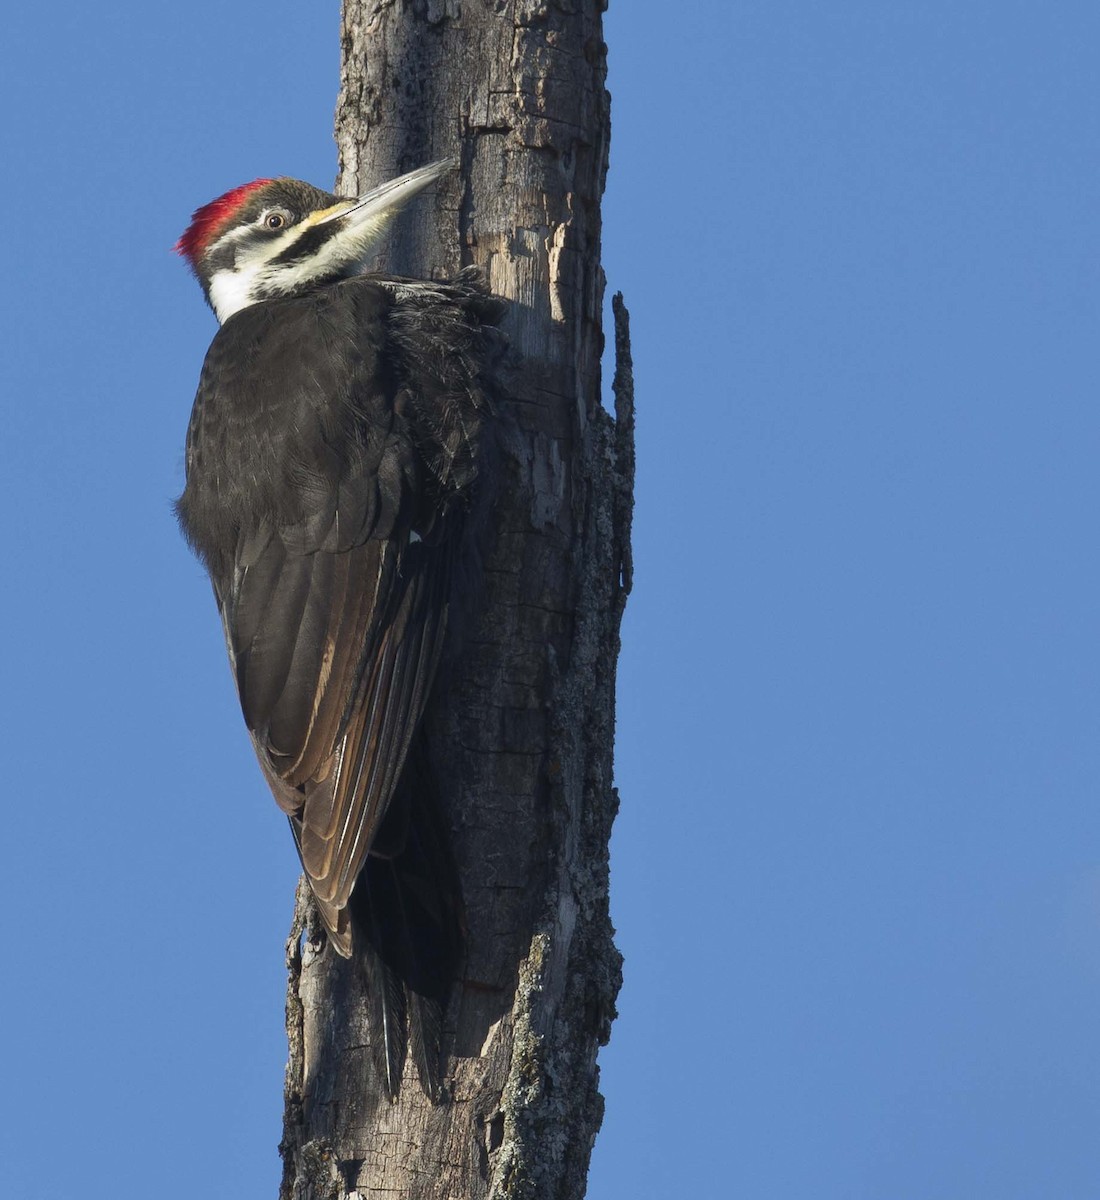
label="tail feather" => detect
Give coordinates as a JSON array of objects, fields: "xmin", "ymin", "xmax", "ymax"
[
  {"xmin": 408, "ymin": 990, "xmax": 445, "ymax": 1100},
  {"xmin": 350, "ymin": 738, "xmax": 462, "ymax": 1101},
  {"xmin": 358, "ymin": 900, "xmax": 409, "ymax": 1100}
]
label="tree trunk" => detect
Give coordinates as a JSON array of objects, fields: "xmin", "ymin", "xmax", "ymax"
[{"xmin": 279, "ymin": 3, "xmax": 632, "ymax": 1197}]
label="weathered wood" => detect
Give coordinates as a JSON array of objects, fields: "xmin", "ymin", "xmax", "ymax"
[{"xmin": 279, "ymin": 3, "xmax": 631, "ymax": 1196}]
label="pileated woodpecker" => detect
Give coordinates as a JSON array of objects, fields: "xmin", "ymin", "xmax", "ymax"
[{"xmin": 175, "ymin": 161, "xmax": 497, "ymax": 1099}]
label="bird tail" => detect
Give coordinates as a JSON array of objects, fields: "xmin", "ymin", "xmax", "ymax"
[{"xmin": 350, "ymin": 738, "xmax": 463, "ymax": 1100}]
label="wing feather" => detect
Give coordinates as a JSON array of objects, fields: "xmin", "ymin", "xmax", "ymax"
[
  {"xmin": 180, "ymin": 273, "xmax": 493, "ymax": 967},
  {"xmin": 298, "ymin": 547, "xmax": 448, "ymax": 908}
]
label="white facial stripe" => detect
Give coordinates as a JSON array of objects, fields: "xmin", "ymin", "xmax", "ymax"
[
  {"xmin": 204, "ymin": 221, "xmax": 307, "ymax": 321},
  {"xmin": 207, "ymin": 214, "xmax": 395, "ymax": 323},
  {"xmin": 205, "ymin": 221, "xmax": 260, "ymax": 257},
  {"xmin": 208, "ymin": 265, "xmax": 264, "ymax": 323},
  {"xmin": 277, "ymin": 213, "xmax": 391, "ymax": 280}
]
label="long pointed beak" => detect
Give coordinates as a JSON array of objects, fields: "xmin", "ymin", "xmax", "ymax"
[{"xmin": 319, "ymin": 158, "xmax": 458, "ymax": 229}]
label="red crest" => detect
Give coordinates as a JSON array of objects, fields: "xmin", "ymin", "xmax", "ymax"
[{"xmin": 174, "ymin": 179, "xmax": 274, "ymax": 262}]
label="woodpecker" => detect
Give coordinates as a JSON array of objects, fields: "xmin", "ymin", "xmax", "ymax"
[{"xmin": 175, "ymin": 160, "xmax": 497, "ymax": 1099}]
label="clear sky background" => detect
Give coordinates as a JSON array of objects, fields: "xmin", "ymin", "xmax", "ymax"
[{"xmin": 3, "ymin": 2, "xmax": 1098, "ymax": 1197}]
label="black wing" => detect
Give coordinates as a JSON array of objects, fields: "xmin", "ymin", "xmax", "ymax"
[{"xmin": 178, "ymin": 277, "xmax": 479, "ymax": 955}]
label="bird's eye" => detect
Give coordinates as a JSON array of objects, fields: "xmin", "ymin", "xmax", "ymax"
[{"xmin": 263, "ymin": 211, "xmax": 289, "ymax": 231}]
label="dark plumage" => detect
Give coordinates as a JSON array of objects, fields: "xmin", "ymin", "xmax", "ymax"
[{"xmin": 178, "ymin": 242, "xmax": 497, "ymax": 1097}]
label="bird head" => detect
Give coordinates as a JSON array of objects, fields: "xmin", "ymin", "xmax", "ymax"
[{"xmin": 175, "ymin": 159, "xmax": 456, "ymax": 323}]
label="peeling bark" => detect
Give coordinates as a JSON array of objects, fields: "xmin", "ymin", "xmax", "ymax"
[{"xmin": 279, "ymin": 3, "xmax": 631, "ymax": 1196}]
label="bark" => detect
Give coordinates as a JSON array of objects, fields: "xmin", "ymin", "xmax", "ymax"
[{"xmin": 279, "ymin": 3, "xmax": 632, "ymax": 1197}]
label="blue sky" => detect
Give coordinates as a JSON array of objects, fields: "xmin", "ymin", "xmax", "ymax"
[{"xmin": 3, "ymin": 3, "xmax": 1099, "ymax": 1197}]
